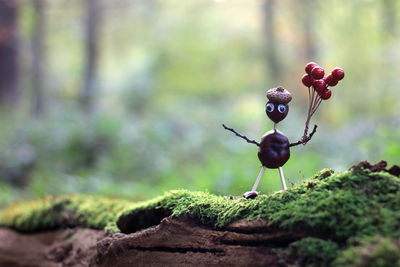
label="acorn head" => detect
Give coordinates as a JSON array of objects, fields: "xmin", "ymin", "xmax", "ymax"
[{"xmin": 266, "ymin": 86, "xmax": 292, "ymax": 104}]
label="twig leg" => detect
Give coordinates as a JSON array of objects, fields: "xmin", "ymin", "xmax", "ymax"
[
  {"xmin": 252, "ymin": 166, "xmax": 266, "ymax": 191},
  {"xmin": 278, "ymin": 166, "xmax": 287, "ymax": 190},
  {"xmin": 243, "ymin": 166, "xmax": 266, "ymax": 199}
]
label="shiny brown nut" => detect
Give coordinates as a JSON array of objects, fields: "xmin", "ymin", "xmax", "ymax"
[
  {"xmin": 266, "ymin": 86, "xmax": 292, "ymax": 104},
  {"xmin": 266, "ymin": 101, "xmax": 289, "ymax": 123},
  {"xmin": 258, "ymin": 130, "xmax": 290, "ymax": 168}
]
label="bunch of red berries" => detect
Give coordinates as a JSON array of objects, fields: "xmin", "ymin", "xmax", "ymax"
[
  {"xmin": 299, "ymin": 62, "xmax": 344, "ymax": 143},
  {"xmin": 302, "ymin": 62, "xmax": 344, "ymax": 100}
]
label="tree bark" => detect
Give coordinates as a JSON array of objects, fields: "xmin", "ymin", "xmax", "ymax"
[
  {"xmin": 382, "ymin": 0, "xmax": 397, "ymax": 36},
  {"xmin": 0, "ymin": 228, "xmax": 104, "ymax": 266},
  {"xmin": 0, "ymin": 0, "xmax": 19, "ymax": 104},
  {"xmin": 263, "ymin": 0, "xmax": 281, "ymax": 83},
  {"xmin": 302, "ymin": 0, "xmax": 316, "ymax": 60},
  {"xmin": 0, "ymin": 217, "xmax": 302, "ymax": 266},
  {"xmin": 82, "ymin": 0, "xmax": 101, "ymax": 112},
  {"xmin": 99, "ymin": 216, "xmax": 301, "ymax": 266},
  {"xmin": 31, "ymin": 0, "xmax": 45, "ymax": 115}
]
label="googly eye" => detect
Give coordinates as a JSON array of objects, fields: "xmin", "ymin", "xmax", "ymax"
[
  {"xmin": 278, "ymin": 104, "xmax": 286, "ymax": 113},
  {"xmin": 266, "ymin": 103, "xmax": 274, "ymax": 113}
]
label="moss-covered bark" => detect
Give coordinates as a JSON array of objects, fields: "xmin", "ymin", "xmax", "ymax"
[{"xmin": 1, "ymin": 161, "xmax": 399, "ymax": 266}]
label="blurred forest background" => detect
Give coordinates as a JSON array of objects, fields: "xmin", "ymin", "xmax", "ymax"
[{"xmin": 0, "ymin": 0, "xmax": 399, "ymax": 207}]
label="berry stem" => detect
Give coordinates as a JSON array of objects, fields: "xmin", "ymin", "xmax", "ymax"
[
  {"xmin": 302, "ymin": 86, "xmax": 322, "ymax": 143},
  {"xmin": 311, "ymin": 97, "xmax": 322, "ymax": 117},
  {"xmin": 312, "ymin": 93, "xmax": 319, "ymax": 109}
]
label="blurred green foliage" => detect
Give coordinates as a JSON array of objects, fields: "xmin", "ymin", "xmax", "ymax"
[{"xmin": 0, "ymin": 0, "xmax": 399, "ymax": 207}]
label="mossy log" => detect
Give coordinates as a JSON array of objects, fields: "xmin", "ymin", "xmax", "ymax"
[{"xmin": 1, "ymin": 161, "xmax": 400, "ymax": 266}]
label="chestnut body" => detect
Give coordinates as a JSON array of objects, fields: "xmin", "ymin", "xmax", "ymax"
[{"xmin": 258, "ymin": 130, "xmax": 290, "ymax": 168}]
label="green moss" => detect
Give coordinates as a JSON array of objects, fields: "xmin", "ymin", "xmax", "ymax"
[
  {"xmin": 335, "ymin": 237, "xmax": 400, "ymax": 267},
  {"xmin": 0, "ymin": 195, "xmax": 135, "ymax": 234},
  {"xmin": 286, "ymin": 237, "xmax": 339, "ymax": 267},
  {"xmin": 1, "ymin": 167, "xmax": 400, "ymax": 266}
]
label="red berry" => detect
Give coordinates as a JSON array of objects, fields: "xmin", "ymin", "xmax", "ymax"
[
  {"xmin": 331, "ymin": 68, "xmax": 345, "ymax": 80},
  {"xmin": 314, "ymin": 80, "xmax": 327, "ymax": 92},
  {"xmin": 321, "ymin": 88, "xmax": 332, "ymax": 100},
  {"xmin": 305, "ymin": 62, "xmax": 318, "ymax": 75},
  {"xmin": 323, "ymin": 74, "xmax": 333, "ymax": 85},
  {"xmin": 311, "ymin": 66, "xmax": 325, "ymax": 80},
  {"xmin": 328, "ymin": 79, "xmax": 338, "ymax": 86},
  {"xmin": 305, "ymin": 62, "xmax": 318, "ymax": 74},
  {"xmin": 302, "ymin": 74, "xmax": 314, "ymax": 87}
]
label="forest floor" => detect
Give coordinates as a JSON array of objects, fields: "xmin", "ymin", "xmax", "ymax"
[{"xmin": 1, "ymin": 160, "xmax": 400, "ymax": 267}]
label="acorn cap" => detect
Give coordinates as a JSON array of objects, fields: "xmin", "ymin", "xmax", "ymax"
[{"xmin": 266, "ymin": 86, "xmax": 292, "ymax": 104}]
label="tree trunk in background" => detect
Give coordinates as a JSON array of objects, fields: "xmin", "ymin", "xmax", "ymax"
[
  {"xmin": 82, "ymin": 0, "xmax": 101, "ymax": 113},
  {"xmin": 263, "ymin": 0, "xmax": 281, "ymax": 83},
  {"xmin": 32, "ymin": 0, "xmax": 45, "ymax": 116},
  {"xmin": 0, "ymin": 0, "xmax": 19, "ymax": 104},
  {"xmin": 302, "ymin": 0, "xmax": 316, "ymax": 61},
  {"xmin": 382, "ymin": 0, "xmax": 397, "ymax": 36}
]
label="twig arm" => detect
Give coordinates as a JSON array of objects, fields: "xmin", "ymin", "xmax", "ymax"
[
  {"xmin": 289, "ymin": 124, "xmax": 317, "ymax": 147},
  {"xmin": 222, "ymin": 124, "xmax": 260, "ymax": 147}
]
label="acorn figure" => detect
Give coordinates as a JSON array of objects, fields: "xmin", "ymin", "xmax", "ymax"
[
  {"xmin": 223, "ymin": 62, "xmax": 344, "ymax": 199},
  {"xmin": 223, "ymin": 87, "xmax": 295, "ymax": 199}
]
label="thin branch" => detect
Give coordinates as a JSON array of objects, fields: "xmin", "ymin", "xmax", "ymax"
[
  {"xmin": 222, "ymin": 124, "xmax": 260, "ymax": 146},
  {"xmin": 289, "ymin": 124, "xmax": 317, "ymax": 147}
]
